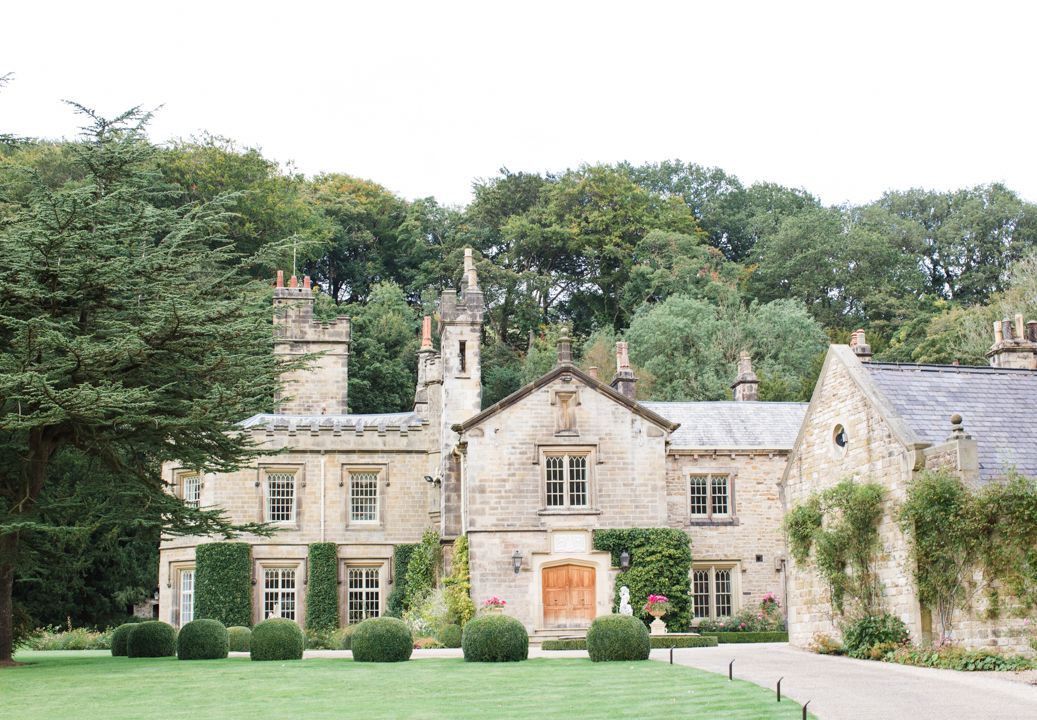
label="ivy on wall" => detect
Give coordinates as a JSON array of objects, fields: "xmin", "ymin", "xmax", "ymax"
[
  {"xmin": 593, "ymin": 528, "xmax": 692, "ymax": 632},
  {"xmin": 900, "ymin": 470, "xmax": 1037, "ymax": 640},
  {"xmin": 386, "ymin": 543, "xmax": 418, "ymax": 617},
  {"xmin": 195, "ymin": 542, "xmax": 252, "ymax": 627},
  {"xmin": 785, "ymin": 479, "xmax": 885, "ymax": 615},
  {"xmin": 404, "ymin": 528, "xmax": 442, "ymax": 607},
  {"xmin": 306, "ymin": 543, "xmax": 339, "ymax": 631},
  {"xmin": 444, "ymin": 535, "xmax": 476, "ymax": 626}
]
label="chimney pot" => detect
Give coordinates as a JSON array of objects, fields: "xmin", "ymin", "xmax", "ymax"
[
  {"xmin": 420, "ymin": 315, "xmax": 434, "ymax": 351},
  {"xmin": 303, "ymin": 275, "xmax": 311, "ymax": 290},
  {"xmin": 994, "ymin": 320, "xmax": 1004, "ymax": 344},
  {"xmin": 289, "ymin": 275, "xmax": 298, "ymax": 289},
  {"xmin": 610, "ymin": 342, "xmax": 637, "ymax": 399},
  {"xmin": 276, "ymin": 270, "xmax": 284, "ymax": 288},
  {"xmin": 589, "ymin": 366, "xmax": 599, "ymax": 380},
  {"xmin": 1015, "ymin": 313, "xmax": 1025, "ymax": 340},
  {"xmin": 556, "ymin": 327, "xmax": 573, "ymax": 365},
  {"xmin": 731, "ymin": 351, "xmax": 760, "ymax": 401},
  {"xmin": 1027, "ymin": 321, "xmax": 1037, "ymax": 343},
  {"xmin": 850, "ymin": 329, "xmax": 872, "ymax": 361}
]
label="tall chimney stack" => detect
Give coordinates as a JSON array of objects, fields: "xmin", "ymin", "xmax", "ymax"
[
  {"xmin": 610, "ymin": 341, "xmax": 637, "ymax": 400},
  {"xmin": 849, "ymin": 329, "xmax": 873, "ymax": 361},
  {"xmin": 731, "ymin": 351, "xmax": 760, "ymax": 401},
  {"xmin": 556, "ymin": 326, "xmax": 573, "ymax": 366},
  {"xmin": 987, "ymin": 312, "xmax": 1037, "ymax": 370}
]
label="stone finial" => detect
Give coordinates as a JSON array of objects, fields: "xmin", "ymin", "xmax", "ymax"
[
  {"xmin": 947, "ymin": 413, "xmax": 971, "ymax": 441},
  {"xmin": 731, "ymin": 351, "xmax": 759, "ymax": 401},
  {"xmin": 849, "ymin": 329, "xmax": 873, "ymax": 361},
  {"xmin": 419, "ymin": 315, "xmax": 434, "ymax": 351},
  {"xmin": 464, "ymin": 247, "xmax": 479, "ymax": 290},
  {"xmin": 276, "ymin": 269, "xmax": 285, "ymax": 288},
  {"xmin": 557, "ymin": 327, "xmax": 573, "ymax": 365},
  {"xmin": 611, "ymin": 341, "xmax": 637, "ymax": 399}
]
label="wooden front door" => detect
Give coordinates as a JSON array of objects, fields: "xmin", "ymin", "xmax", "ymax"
[{"xmin": 542, "ymin": 564, "xmax": 595, "ymax": 628}]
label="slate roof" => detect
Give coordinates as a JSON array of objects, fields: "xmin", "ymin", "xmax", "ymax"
[
  {"xmin": 239, "ymin": 412, "xmax": 424, "ymax": 432},
  {"xmin": 641, "ymin": 401, "xmax": 807, "ymax": 450},
  {"xmin": 864, "ymin": 363, "xmax": 1037, "ymax": 481}
]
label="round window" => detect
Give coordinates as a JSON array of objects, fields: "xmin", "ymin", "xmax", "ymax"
[{"xmin": 833, "ymin": 424, "xmax": 848, "ymax": 450}]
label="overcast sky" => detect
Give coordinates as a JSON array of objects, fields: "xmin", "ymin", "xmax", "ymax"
[{"xmin": 3, "ymin": 1, "xmax": 1035, "ymax": 208}]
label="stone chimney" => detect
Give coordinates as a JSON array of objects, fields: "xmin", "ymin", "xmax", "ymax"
[
  {"xmin": 849, "ymin": 329, "xmax": 872, "ymax": 361},
  {"xmin": 610, "ymin": 341, "xmax": 637, "ymax": 400},
  {"xmin": 731, "ymin": 351, "xmax": 759, "ymax": 401},
  {"xmin": 588, "ymin": 366, "xmax": 599, "ymax": 381},
  {"xmin": 556, "ymin": 326, "xmax": 573, "ymax": 366},
  {"xmin": 986, "ymin": 313, "xmax": 1037, "ymax": 370}
]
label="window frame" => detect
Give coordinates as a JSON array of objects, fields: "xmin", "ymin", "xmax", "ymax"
[
  {"xmin": 260, "ymin": 466, "xmax": 302, "ymax": 526},
  {"xmin": 690, "ymin": 562, "xmax": 740, "ymax": 622},
  {"xmin": 260, "ymin": 564, "xmax": 300, "ymax": 622},
  {"xmin": 538, "ymin": 446, "xmax": 597, "ymax": 513},
  {"xmin": 686, "ymin": 469, "xmax": 737, "ymax": 525},
  {"xmin": 170, "ymin": 564, "xmax": 196, "ymax": 629},
  {"xmin": 174, "ymin": 469, "xmax": 202, "ymax": 508},
  {"xmin": 344, "ymin": 564, "xmax": 384, "ymax": 625},
  {"xmin": 342, "ymin": 464, "xmax": 387, "ymax": 528}
]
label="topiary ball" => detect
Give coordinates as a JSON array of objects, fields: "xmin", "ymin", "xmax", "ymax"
[
  {"xmin": 438, "ymin": 623, "xmax": 463, "ymax": 649},
  {"xmin": 227, "ymin": 626, "xmax": 252, "ymax": 652},
  {"xmin": 586, "ymin": 614, "xmax": 650, "ymax": 662},
  {"xmin": 350, "ymin": 617, "xmax": 413, "ymax": 662},
  {"xmin": 462, "ymin": 614, "xmax": 528, "ymax": 662},
  {"xmin": 177, "ymin": 619, "xmax": 229, "ymax": 660},
  {"xmin": 126, "ymin": 621, "xmax": 177, "ymax": 658},
  {"xmin": 250, "ymin": 619, "xmax": 304, "ymax": 661},
  {"xmin": 110, "ymin": 623, "xmax": 139, "ymax": 657}
]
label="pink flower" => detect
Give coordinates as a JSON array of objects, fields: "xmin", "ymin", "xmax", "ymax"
[{"xmin": 483, "ymin": 596, "xmax": 506, "ymax": 607}]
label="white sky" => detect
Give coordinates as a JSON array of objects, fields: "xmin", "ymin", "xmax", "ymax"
[{"xmin": 3, "ymin": 1, "xmax": 1035, "ymax": 208}]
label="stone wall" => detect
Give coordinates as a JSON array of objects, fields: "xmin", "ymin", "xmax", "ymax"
[{"xmin": 666, "ymin": 451, "xmax": 789, "ymax": 616}]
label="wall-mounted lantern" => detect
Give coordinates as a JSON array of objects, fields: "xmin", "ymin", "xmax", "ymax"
[
  {"xmin": 512, "ymin": 550, "xmax": 523, "ymax": 574},
  {"xmin": 620, "ymin": 550, "xmax": 631, "ymax": 571}
]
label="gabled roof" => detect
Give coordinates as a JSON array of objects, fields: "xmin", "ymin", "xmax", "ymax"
[
  {"xmin": 642, "ymin": 401, "xmax": 807, "ymax": 450},
  {"xmin": 455, "ymin": 364, "xmax": 680, "ymax": 433},
  {"xmin": 864, "ymin": 362, "xmax": 1037, "ymax": 481}
]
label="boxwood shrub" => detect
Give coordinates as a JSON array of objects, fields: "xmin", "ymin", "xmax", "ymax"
[
  {"xmin": 227, "ymin": 626, "xmax": 252, "ymax": 652},
  {"xmin": 586, "ymin": 614, "xmax": 650, "ymax": 661},
  {"xmin": 250, "ymin": 619, "xmax": 304, "ymax": 661},
  {"xmin": 843, "ymin": 614, "xmax": 910, "ymax": 658},
  {"xmin": 438, "ymin": 623, "xmax": 462, "ymax": 648},
  {"xmin": 338, "ymin": 624, "xmax": 359, "ymax": 650},
  {"xmin": 126, "ymin": 621, "xmax": 177, "ymax": 658},
  {"xmin": 701, "ymin": 631, "xmax": 789, "ymax": 644},
  {"xmin": 177, "ymin": 619, "xmax": 229, "ymax": 660},
  {"xmin": 196, "ymin": 542, "xmax": 252, "ymax": 628},
  {"xmin": 306, "ymin": 543, "xmax": 339, "ymax": 632},
  {"xmin": 350, "ymin": 617, "xmax": 413, "ymax": 662},
  {"xmin": 110, "ymin": 622, "xmax": 139, "ymax": 657},
  {"xmin": 462, "ymin": 614, "xmax": 528, "ymax": 662}
]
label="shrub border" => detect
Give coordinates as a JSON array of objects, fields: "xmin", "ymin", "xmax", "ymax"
[{"xmin": 542, "ymin": 635, "xmax": 718, "ymax": 651}]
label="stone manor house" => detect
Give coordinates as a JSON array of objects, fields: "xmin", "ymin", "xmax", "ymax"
[{"xmin": 159, "ymin": 250, "xmax": 1037, "ymax": 651}]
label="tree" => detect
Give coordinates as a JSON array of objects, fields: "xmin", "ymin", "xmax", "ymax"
[
  {"xmin": 343, "ymin": 282, "xmax": 419, "ymax": 414},
  {"xmin": 0, "ymin": 106, "xmax": 288, "ymax": 664}
]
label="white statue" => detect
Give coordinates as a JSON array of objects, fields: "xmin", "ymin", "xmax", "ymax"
[{"xmin": 619, "ymin": 586, "xmax": 633, "ymax": 616}]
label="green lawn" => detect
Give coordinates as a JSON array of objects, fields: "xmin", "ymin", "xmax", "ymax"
[{"xmin": 2, "ymin": 651, "xmax": 811, "ymax": 719}]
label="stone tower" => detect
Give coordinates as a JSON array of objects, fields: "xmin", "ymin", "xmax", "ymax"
[
  {"xmin": 439, "ymin": 249, "xmax": 484, "ymax": 535},
  {"xmin": 273, "ymin": 270, "xmax": 351, "ymax": 415}
]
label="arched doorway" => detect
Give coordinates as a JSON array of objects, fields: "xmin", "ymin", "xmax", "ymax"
[{"xmin": 542, "ymin": 564, "xmax": 596, "ymax": 628}]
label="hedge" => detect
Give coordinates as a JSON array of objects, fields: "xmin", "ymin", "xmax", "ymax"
[
  {"xmin": 438, "ymin": 623, "xmax": 463, "ymax": 648},
  {"xmin": 250, "ymin": 619, "xmax": 304, "ymax": 661},
  {"xmin": 306, "ymin": 543, "xmax": 339, "ymax": 631},
  {"xmin": 196, "ymin": 542, "xmax": 252, "ymax": 628},
  {"xmin": 462, "ymin": 614, "xmax": 528, "ymax": 662},
  {"xmin": 177, "ymin": 619, "xmax": 229, "ymax": 660},
  {"xmin": 110, "ymin": 622, "xmax": 139, "ymax": 656},
  {"xmin": 542, "ymin": 635, "xmax": 719, "ymax": 650},
  {"xmin": 701, "ymin": 631, "xmax": 789, "ymax": 644},
  {"xmin": 386, "ymin": 544, "xmax": 418, "ymax": 617},
  {"xmin": 127, "ymin": 621, "xmax": 177, "ymax": 658},
  {"xmin": 350, "ymin": 617, "xmax": 413, "ymax": 662},
  {"xmin": 227, "ymin": 626, "xmax": 252, "ymax": 652},
  {"xmin": 586, "ymin": 614, "xmax": 650, "ymax": 662},
  {"xmin": 593, "ymin": 528, "xmax": 692, "ymax": 631}
]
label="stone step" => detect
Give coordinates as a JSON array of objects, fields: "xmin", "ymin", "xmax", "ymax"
[{"xmin": 529, "ymin": 628, "xmax": 589, "ymax": 644}]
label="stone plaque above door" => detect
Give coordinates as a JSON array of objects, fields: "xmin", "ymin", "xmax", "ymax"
[{"xmin": 551, "ymin": 532, "xmax": 588, "ymax": 554}]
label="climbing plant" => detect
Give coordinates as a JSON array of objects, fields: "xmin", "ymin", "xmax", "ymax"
[
  {"xmin": 404, "ymin": 529, "xmax": 442, "ymax": 608},
  {"xmin": 444, "ymin": 535, "xmax": 476, "ymax": 626},
  {"xmin": 195, "ymin": 543, "xmax": 252, "ymax": 627},
  {"xmin": 385, "ymin": 543, "xmax": 418, "ymax": 617},
  {"xmin": 900, "ymin": 469, "xmax": 1037, "ymax": 639},
  {"xmin": 593, "ymin": 528, "xmax": 692, "ymax": 632},
  {"xmin": 784, "ymin": 479, "xmax": 885, "ymax": 615},
  {"xmin": 305, "ymin": 543, "xmax": 339, "ymax": 631}
]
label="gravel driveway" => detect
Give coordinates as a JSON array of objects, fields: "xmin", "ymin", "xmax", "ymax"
[{"xmin": 657, "ymin": 643, "xmax": 1037, "ymax": 720}]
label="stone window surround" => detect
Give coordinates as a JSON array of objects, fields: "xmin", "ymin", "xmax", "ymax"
[
  {"xmin": 168, "ymin": 562, "xmax": 195, "ymax": 628},
  {"xmin": 171, "ymin": 467, "xmax": 203, "ymax": 506},
  {"xmin": 342, "ymin": 463, "xmax": 388, "ymax": 529},
  {"xmin": 341, "ymin": 561, "xmax": 388, "ymax": 624},
  {"xmin": 255, "ymin": 560, "xmax": 304, "ymax": 625},
  {"xmin": 536, "ymin": 444, "xmax": 601, "ymax": 516},
  {"xmin": 690, "ymin": 560, "xmax": 741, "ymax": 622},
  {"xmin": 258, "ymin": 464, "xmax": 305, "ymax": 529},
  {"xmin": 686, "ymin": 467, "xmax": 739, "ymax": 526}
]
